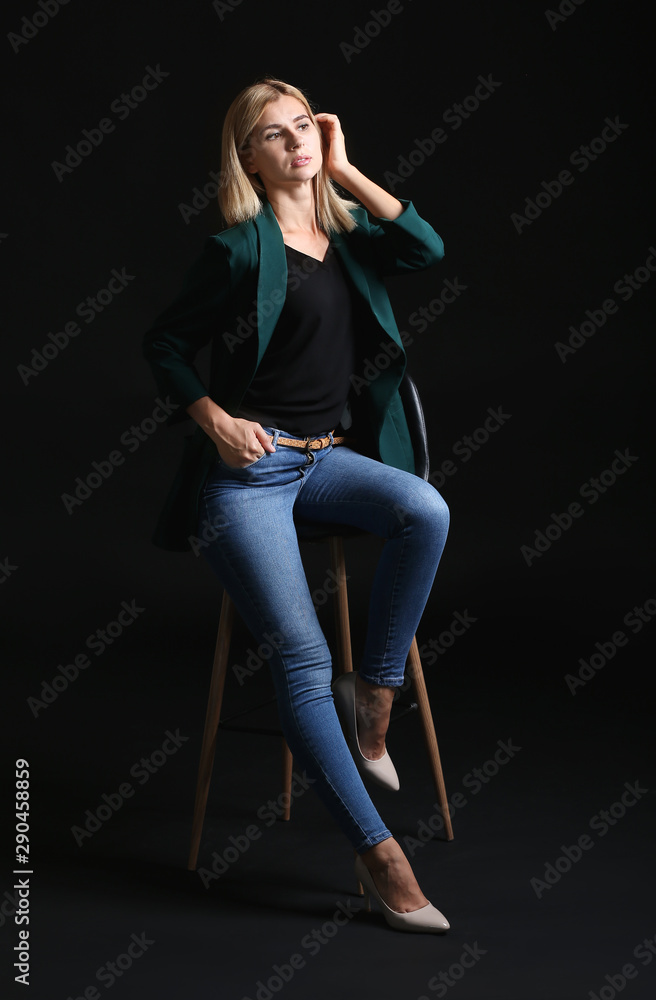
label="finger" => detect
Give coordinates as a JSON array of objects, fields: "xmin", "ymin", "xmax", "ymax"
[{"xmin": 254, "ymin": 427, "xmax": 276, "ymax": 452}]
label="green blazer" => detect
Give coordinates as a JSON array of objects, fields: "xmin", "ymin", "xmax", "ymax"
[{"xmin": 143, "ymin": 197, "xmax": 444, "ymax": 551}]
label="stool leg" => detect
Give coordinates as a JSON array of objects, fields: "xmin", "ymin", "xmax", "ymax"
[
  {"xmin": 188, "ymin": 590, "xmax": 235, "ymax": 870},
  {"xmin": 281, "ymin": 739, "xmax": 293, "ymax": 821},
  {"xmin": 353, "ymin": 848, "xmax": 364, "ymax": 898},
  {"xmin": 406, "ymin": 637, "xmax": 454, "ymax": 841},
  {"xmin": 329, "ymin": 536, "xmax": 353, "ymax": 675}
]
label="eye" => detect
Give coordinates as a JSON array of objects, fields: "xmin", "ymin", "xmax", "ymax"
[
  {"xmin": 265, "ymin": 131, "xmax": 281, "ymax": 141},
  {"xmin": 298, "ymin": 122, "xmax": 310, "ymax": 130}
]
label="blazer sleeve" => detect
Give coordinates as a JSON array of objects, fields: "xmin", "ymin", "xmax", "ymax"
[
  {"xmin": 142, "ymin": 237, "xmax": 232, "ymax": 426},
  {"xmin": 359, "ymin": 199, "xmax": 445, "ymax": 277}
]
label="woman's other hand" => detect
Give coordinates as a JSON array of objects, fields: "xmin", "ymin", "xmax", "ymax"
[
  {"xmin": 314, "ymin": 113, "xmax": 403, "ymax": 220},
  {"xmin": 186, "ymin": 397, "xmax": 276, "ymax": 467},
  {"xmin": 214, "ymin": 417, "xmax": 276, "ymax": 468},
  {"xmin": 314, "ymin": 113, "xmax": 351, "ymax": 184}
]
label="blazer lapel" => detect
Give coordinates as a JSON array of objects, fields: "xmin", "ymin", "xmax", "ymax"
[
  {"xmin": 253, "ymin": 200, "xmax": 287, "ymax": 366},
  {"xmin": 332, "ymin": 232, "xmax": 405, "ymax": 352},
  {"xmin": 252, "ymin": 202, "xmax": 405, "ymax": 363}
]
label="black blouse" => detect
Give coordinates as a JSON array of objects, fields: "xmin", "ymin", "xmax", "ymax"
[{"xmin": 237, "ymin": 242, "xmax": 357, "ymax": 436}]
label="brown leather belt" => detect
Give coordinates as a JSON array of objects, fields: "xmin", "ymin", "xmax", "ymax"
[{"xmin": 271, "ymin": 431, "xmax": 350, "ymax": 450}]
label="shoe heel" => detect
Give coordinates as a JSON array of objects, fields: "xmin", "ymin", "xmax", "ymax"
[{"xmin": 354, "ymin": 848, "xmax": 365, "ymax": 897}]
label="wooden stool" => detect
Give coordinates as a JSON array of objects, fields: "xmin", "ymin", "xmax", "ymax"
[{"xmin": 187, "ymin": 532, "xmax": 454, "ymax": 870}]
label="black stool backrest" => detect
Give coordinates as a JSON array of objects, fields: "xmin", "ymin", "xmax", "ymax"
[{"xmin": 398, "ymin": 373, "xmax": 429, "ymax": 482}]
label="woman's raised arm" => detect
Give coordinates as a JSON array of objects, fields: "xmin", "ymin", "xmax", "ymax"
[{"xmin": 315, "ymin": 112, "xmax": 404, "ymax": 220}]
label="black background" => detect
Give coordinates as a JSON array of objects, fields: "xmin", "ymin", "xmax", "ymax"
[{"xmin": 2, "ymin": 1, "xmax": 654, "ymax": 998}]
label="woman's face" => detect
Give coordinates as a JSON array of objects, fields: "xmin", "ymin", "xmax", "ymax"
[{"xmin": 242, "ymin": 95, "xmax": 322, "ymax": 192}]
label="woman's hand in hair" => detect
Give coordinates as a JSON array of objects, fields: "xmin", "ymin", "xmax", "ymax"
[
  {"xmin": 315, "ymin": 113, "xmax": 351, "ymax": 184},
  {"xmin": 314, "ymin": 111, "xmax": 402, "ymax": 219},
  {"xmin": 313, "ymin": 114, "xmax": 404, "ymax": 220}
]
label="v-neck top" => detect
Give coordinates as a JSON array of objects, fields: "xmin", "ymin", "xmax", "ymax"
[{"xmin": 237, "ymin": 242, "xmax": 357, "ymax": 436}]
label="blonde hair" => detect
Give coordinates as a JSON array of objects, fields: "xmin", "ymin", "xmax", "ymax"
[{"xmin": 218, "ymin": 78, "xmax": 358, "ymax": 234}]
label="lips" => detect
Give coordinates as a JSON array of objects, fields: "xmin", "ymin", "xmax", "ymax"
[{"xmin": 291, "ymin": 155, "xmax": 311, "ymax": 166}]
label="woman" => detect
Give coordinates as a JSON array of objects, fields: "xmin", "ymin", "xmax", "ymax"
[{"xmin": 143, "ymin": 78, "xmax": 451, "ymax": 933}]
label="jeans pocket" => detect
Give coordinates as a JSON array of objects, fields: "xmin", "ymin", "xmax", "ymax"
[
  {"xmin": 219, "ymin": 450, "xmax": 268, "ymax": 471},
  {"xmin": 216, "ymin": 427, "xmax": 277, "ymax": 471}
]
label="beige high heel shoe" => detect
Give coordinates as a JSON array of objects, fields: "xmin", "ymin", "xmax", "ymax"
[
  {"xmin": 354, "ymin": 855, "xmax": 450, "ymax": 933},
  {"xmin": 332, "ymin": 673, "xmax": 399, "ymax": 792}
]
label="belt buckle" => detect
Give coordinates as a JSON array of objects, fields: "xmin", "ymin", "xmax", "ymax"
[{"xmin": 304, "ymin": 430, "xmax": 334, "ymax": 452}]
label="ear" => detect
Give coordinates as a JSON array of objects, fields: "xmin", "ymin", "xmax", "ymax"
[{"xmin": 240, "ymin": 146, "xmax": 258, "ymax": 174}]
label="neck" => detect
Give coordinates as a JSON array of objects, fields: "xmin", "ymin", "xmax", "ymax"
[{"xmin": 264, "ymin": 181, "xmax": 320, "ymax": 235}]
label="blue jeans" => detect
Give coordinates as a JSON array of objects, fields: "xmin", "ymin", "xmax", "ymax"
[{"xmin": 198, "ymin": 428, "xmax": 450, "ymax": 854}]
